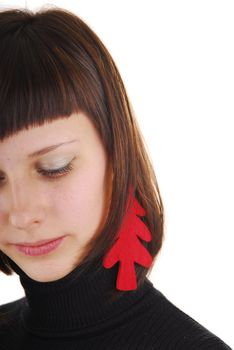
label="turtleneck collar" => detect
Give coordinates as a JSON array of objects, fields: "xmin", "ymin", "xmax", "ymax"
[{"xmin": 8, "ymin": 257, "xmax": 152, "ymax": 338}]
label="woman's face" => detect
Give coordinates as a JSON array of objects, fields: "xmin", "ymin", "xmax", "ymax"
[{"xmin": 0, "ymin": 112, "xmax": 113, "ymax": 282}]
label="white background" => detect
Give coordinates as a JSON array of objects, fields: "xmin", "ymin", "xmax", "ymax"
[{"xmin": 0, "ymin": 1, "xmax": 233, "ymax": 348}]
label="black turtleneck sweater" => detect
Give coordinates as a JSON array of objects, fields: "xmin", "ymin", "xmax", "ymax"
[{"xmin": 0, "ymin": 257, "xmax": 231, "ymax": 350}]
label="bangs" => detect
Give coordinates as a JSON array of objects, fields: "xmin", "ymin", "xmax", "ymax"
[{"xmin": 0, "ymin": 9, "xmax": 108, "ymax": 144}]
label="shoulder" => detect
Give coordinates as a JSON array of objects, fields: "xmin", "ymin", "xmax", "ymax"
[
  {"xmin": 136, "ymin": 280, "xmax": 232, "ymax": 349},
  {"xmin": 0, "ymin": 297, "xmax": 25, "ymax": 314},
  {"xmin": 0, "ymin": 297, "xmax": 25, "ymax": 329},
  {"xmin": 0, "ymin": 297, "xmax": 25, "ymax": 349}
]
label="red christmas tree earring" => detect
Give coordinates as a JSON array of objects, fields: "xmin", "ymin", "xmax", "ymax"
[{"xmin": 102, "ymin": 186, "xmax": 153, "ymax": 291}]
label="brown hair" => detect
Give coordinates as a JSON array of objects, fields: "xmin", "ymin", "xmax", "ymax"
[{"xmin": 0, "ymin": 7, "xmax": 164, "ymax": 291}]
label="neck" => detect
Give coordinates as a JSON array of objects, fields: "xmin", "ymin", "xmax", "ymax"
[{"xmin": 8, "ymin": 257, "xmax": 152, "ymax": 338}]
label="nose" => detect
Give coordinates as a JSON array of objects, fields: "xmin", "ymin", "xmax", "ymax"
[
  {"xmin": 8, "ymin": 181, "xmax": 44, "ymax": 230},
  {"xmin": 10, "ymin": 208, "xmax": 41, "ymax": 230}
]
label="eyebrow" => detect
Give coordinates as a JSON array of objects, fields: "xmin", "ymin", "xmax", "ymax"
[{"xmin": 28, "ymin": 139, "xmax": 78, "ymax": 158}]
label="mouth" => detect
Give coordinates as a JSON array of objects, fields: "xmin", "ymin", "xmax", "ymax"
[{"xmin": 13, "ymin": 236, "xmax": 66, "ymax": 256}]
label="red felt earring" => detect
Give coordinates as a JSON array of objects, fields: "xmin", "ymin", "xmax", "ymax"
[{"xmin": 102, "ymin": 186, "xmax": 153, "ymax": 291}]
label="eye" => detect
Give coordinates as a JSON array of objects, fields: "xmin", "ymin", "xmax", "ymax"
[
  {"xmin": 0, "ymin": 175, "xmax": 5, "ymax": 184},
  {"xmin": 37, "ymin": 161, "xmax": 74, "ymax": 178}
]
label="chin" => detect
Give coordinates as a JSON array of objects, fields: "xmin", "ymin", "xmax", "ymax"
[
  {"xmin": 24, "ymin": 269, "xmax": 68, "ymax": 282},
  {"xmin": 24, "ymin": 259, "xmax": 78, "ymax": 282}
]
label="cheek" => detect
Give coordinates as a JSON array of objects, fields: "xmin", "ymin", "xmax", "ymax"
[
  {"xmin": 50, "ymin": 166, "xmax": 107, "ymax": 238},
  {"xmin": 0, "ymin": 210, "xmax": 4, "ymax": 226},
  {"xmin": 0, "ymin": 213, "xmax": 6, "ymax": 243}
]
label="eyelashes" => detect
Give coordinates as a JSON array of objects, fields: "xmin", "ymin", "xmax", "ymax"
[
  {"xmin": 37, "ymin": 161, "xmax": 74, "ymax": 178},
  {"xmin": 0, "ymin": 158, "xmax": 76, "ymax": 186}
]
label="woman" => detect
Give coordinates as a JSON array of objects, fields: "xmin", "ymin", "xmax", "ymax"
[{"xmin": 0, "ymin": 7, "xmax": 231, "ymax": 349}]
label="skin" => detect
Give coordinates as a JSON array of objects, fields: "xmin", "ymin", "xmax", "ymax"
[{"xmin": 0, "ymin": 112, "xmax": 113, "ymax": 282}]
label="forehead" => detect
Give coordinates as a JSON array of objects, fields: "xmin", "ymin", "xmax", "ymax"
[
  {"xmin": 1, "ymin": 114, "xmax": 77, "ymax": 142},
  {"xmin": 0, "ymin": 113, "xmax": 101, "ymax": 163},
  {"xmin": 0, "ymin": 116, "xmax": 73, "ymax": 160},
  {"xmin": 0, "ymin": 114, "xmax": 84, "ymax": 162}
]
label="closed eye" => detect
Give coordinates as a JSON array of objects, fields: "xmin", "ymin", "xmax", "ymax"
[
  {"xmin": 37, "ymin": 161, "xmax": 74, "ymax": 178},
  {"xmin": 0, "ymin": 158, "xmax": 76, "ymax": 185}
]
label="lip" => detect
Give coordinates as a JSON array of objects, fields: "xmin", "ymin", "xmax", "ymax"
[
  {"xmin": 14, "ymin": 236, "xmax": 66, "ymax": 256},
  {"xmin": 15, "ymin": 237, "xmax": 64, "ymax": 247}
]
